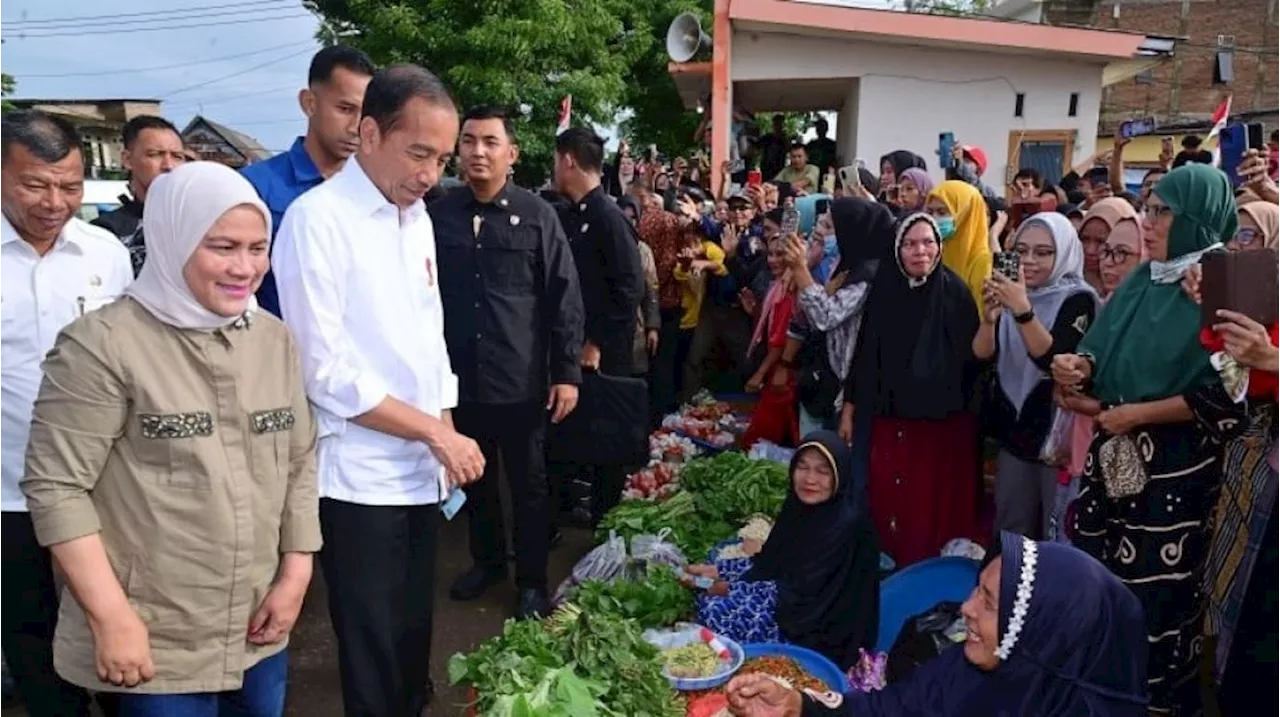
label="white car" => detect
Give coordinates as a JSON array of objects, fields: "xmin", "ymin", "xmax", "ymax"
[{"xmin": 77, "ymin": 180, "xmax": 130, "ymax": 223}]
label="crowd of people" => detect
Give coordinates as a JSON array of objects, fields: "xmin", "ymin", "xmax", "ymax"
[{"xmin": 1, "ymin": 41, "xmax": 1276, "ymax": 717}]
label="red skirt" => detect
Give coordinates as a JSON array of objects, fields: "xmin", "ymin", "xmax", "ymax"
[{"xmin": 868, "ymin": 413, "xmax": 980, "ymax": 567}]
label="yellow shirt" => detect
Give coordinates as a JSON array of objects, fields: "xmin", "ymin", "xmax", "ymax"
[{"xmin": 673, "ymin": 240, "xmax": 728, "ymax": 329}]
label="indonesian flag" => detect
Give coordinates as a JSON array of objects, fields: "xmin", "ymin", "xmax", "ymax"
[
  {"xmin": 556, "ymin": 95, "xmax": 572, "ymax": 136},
  {"xmin": 1208, "ymin": 95, "xmax": 1231, "ymax": 164}
]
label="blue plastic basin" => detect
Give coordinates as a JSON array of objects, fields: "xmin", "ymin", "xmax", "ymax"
[
  {"xmin": 741, "ymin": 643, "xmax": 847, "ymax": 692},
  {"xmin": 876, "ymin": 556, "xmax": 980, "ymax": 653}
]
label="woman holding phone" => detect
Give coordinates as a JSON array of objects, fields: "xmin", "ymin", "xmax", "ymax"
[{"xmin": 973, "ymin": 213, "xmax": 1099, "ymax": 539}]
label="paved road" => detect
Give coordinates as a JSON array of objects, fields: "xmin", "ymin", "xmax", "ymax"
[{"xmin": 2, "ymin": 518, "xmax": 595, "ymax": 717}]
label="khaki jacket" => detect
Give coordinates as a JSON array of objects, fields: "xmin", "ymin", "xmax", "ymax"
[{"xmin": 21, "ymin": 297, "xmax": 321, "ymax": 693}]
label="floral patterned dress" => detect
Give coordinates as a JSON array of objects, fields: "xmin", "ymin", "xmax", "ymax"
[{"xmin": 696, "ymin": 555, "xmax": 782, "ymax": 646}]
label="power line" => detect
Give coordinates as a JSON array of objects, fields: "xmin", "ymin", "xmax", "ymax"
[
  {"xmin": 7, "ymin": 5, "xmax": 305, "ymax": 32},
  {"xmin": 162, "ymin": 46, "xmax": 315, "ymax": 98},
  {"xmin": 4, "ymin": 0, "xmax": 293, "ymax": 26},
  {"xmin": 163, "ymin": 84, "xmax": 301, "ymax": 112},
  {"xmin": 8, "ymin": 11, "xmax": 313, "ymax": 39},
  {"xmin": 16, "ymin": 41, "xmax": 313, "ymax": 78}
]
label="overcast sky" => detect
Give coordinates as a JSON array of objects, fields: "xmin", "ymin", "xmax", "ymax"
[
  {"xmin": 3, "ymin": 0, "xmax": 322, "ymax": 153},
  {"xmin": 2, "ymin": 0, "xmax": 903, "ymax": 156}
]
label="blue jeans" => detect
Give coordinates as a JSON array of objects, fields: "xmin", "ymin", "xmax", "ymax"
[{"xmin": 117, "ymin": 649, "xmax": 287, "ymax": 717}]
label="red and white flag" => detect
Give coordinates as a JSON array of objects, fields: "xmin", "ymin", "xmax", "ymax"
[
  {"xmin": 556, "ymin": 95, "xmax": 572, "ymax": 136},
  {"xmin": 1208, "ymin": 95, "xmax": 1232, "ymax": 164}
]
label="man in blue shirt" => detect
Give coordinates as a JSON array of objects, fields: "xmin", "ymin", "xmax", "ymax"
[{"xmin": 242, "ymin": 44, "xmax": 375, "ymax": 316}]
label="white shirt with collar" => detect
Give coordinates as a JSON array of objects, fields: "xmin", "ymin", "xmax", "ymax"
[
  {"xmin": 1, "ymin": 216, "xmax": 132, "ymax": 511},
  {"xmin": 272, "ymin": 157, "xmax": 458, "ymax": 506}
]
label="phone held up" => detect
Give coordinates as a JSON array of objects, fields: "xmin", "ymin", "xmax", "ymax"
[
  {"xmin": 747, "ymin": 168, "xmax": 763, "ymax": 187},
  {"xmin": 938, "ymin": 132, "xmax": 956, "ymax": 172},
  {"xmin": 781, "ymin": 208, "xmax": 800, "ymax": 237},
  {"xmin": 993, "ymin": 251, "xmax": 1021, "ymax": 283}
]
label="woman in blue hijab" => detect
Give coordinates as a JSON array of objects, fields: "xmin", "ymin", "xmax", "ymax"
[{"xmin": 724, "ymin": 531, "xmax": 1149, "ymax": 716}]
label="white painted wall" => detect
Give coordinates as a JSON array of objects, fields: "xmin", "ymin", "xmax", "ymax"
[
  {"xmin": 731, "ymin": 30, "xmax": 1105, "ymax": 187},
  {"xmin": 836, "ymin": 80, "xmax": 861, "ymax": 167}
]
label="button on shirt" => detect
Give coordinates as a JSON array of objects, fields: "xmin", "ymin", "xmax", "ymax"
[
  {"xmin": 1, "ymin": 216, "xmax": 132, "ymax": 511},
  {"xmin": 242, "ymin": 136, "xmax": 324, "ymax": 318},
  {"xmin": 430, "ymin": 183, "xmax": 583, "ymax": 405},
  {"xmin": 272, "ymin": 157, "xmax": 457, "ymax": 506}
]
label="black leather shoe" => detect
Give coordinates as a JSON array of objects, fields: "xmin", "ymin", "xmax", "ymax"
[
  {"xmin": 449, "ymin": 564, "xmax": 506, "ymax": 601},
  {"xmin": 515, "ymin": 589, "xmax": 552, "ymax": 620}
]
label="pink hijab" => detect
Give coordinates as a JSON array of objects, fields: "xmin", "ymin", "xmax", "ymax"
[{"xmin": 1064, "ymin": 199, "xmax": 1148, "ymax": 481}]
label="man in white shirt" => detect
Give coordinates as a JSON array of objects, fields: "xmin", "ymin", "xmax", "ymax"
[
  {"xmin": 1, "ymin": 110, "xmax": 132, "ymax": 717},
  {"xmin": 272, "ymin": 64, "xmax": 484, "ymax": 717}
]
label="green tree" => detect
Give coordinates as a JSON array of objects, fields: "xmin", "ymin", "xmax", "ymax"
[
  {"xmin": 613, "ymin": 0, "xmax": 709, "ymax": 159},
  {"xmin": 902, "ymin": 0, "xmax": 989, "ymax": 15},
  {"xmin": 305, "ymin": 0, "xmax": 657, "ymax": 187},
  {"xmin": 1, "ymin": 73, "xmax": 16, "ymax": 114}
]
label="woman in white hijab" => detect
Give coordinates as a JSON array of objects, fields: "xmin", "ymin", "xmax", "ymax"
[
  {"xmin": 972, "ymin": 212, "xmax": 1100, "ymax": 539},
  {"xmin": 21, "ymin": 162, "xmax": 320, "ymax": 716}
]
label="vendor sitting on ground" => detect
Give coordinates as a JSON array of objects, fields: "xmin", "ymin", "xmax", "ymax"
[
  {"xmin": 683, "ymin": 431, "xmax": 880, "ymax": 669},
  {"xmin": 722, "ymin": 532, "xmax": 1149, "ymax": 717}
]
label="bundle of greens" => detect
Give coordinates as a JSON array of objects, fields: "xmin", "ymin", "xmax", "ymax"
[
  {"xmin": 571, "ymin": 566, "xmax": 695, "ymax": 630},
  {"xmin": 680, "ymin": 453, "xmax": 791, "ymax": 523},
  {"xmin": 449, "ymin": 604, "xmax": 684, "ymax": 717},
  {"xmin": 595, "ymin": 493, "xmax": 735, "ymax": 561}
]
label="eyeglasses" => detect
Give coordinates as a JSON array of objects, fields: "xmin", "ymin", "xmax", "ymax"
[
  {"xmin": 1145, "ymin": 204, "xmax": 1174, "ymax": 220},
  {"xmin": 1100, "ymin": 245, "xmax": 1138, "ymax": 264},
  {"xmin": 1234, "ymin": 228, "xmax": 1260, "ymax": 245},
  {"xmin": 1013, "ymin": 245, "xmax": 1057, "ymax": 261}
]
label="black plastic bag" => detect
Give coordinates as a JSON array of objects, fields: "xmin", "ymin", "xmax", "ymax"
[
  {"xmin": 546, "ymin": 371, "xmax": 648, "ymax": 466},
  {"xmin": 886, "ymin": 601, "xmax": 965, "ymax": 684}
]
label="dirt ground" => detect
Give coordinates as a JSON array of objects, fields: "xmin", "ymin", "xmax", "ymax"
[{"xmin": 2, "ymin": 518, "xmax": 595, "ymax": 717}]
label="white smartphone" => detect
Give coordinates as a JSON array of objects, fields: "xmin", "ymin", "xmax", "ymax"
[
  {"xmin": 838, "ymin": 164, "xmax": 862, "ymax": 192},
  {"xmin": 440, "ymin": 487, "xmax": 467, "ymax": 520}
]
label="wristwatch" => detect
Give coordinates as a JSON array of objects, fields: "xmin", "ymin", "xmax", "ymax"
[{"xmin": 1013, "ymin": 308, "xmax": 1036, "ymax": 324}]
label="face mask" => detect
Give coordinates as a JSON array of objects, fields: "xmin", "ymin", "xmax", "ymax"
[
  {"xmin": 935, "ymin": 217, "xmax": 956, "ymax": 240},
  {"xmin": 823, "ymin": 235, "xmax": 838, "ymax": 258},
  {"xmin": 963, "ymin": 161, "xmax": 979, "ymax": 176}
]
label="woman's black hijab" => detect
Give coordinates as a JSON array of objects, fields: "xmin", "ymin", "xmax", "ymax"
[
  {"xmin": 880, "ymin": 150, "xmax": 928, "ymax": 178},
  {"xmin": 617, "ymin": 195, "xmax": 643, "ymax": 227},
  {"xmin": 830, "ymin": 197, "xmax": 895, "ymax": 285},
  {"xmin": 744, "ymin": 430, "xmax": 880, "ymax": 668},
  {"xmin": 846, "ymin": 213, "xmax": 978, "ymax": 420}
]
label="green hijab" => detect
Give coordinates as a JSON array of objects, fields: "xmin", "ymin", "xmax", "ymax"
[{"xmin": 1078, "ymin": 164, "xmax": 1236, "ymax": 404}]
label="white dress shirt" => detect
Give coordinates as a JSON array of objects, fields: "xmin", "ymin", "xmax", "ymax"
[
  {"xmin": 272, "ymin": 157, "xmax": 458, "ymax": 506},
  {"xmin": 1, "ymin": 216, "xmax": 132, "ymax": 511}
]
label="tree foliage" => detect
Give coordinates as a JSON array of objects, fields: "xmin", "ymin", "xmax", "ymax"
[
  {"xmin": 1, "ymin": 73, "xmax": 16, "ymax": 114},
  {"xmin": 305, "ymin": 0, "xmax": 697, "ymax": 186},
  {"xmin": 900, "ymin": 0, "xmax": 989, "ymax": 15}
]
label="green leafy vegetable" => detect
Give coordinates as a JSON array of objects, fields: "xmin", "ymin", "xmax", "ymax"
[
  {"xmin": 572, "ymin": 566, "xmax": 695, "ymax": 629},
  {"xmin": 449, "ymin": 605, "xmax": 683, "ymax": 717}
]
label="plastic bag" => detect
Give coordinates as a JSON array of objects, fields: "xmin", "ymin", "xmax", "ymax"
[
  {"xmin": 1038, "ymin": 407, "xmax": 1076, "ymax": 467},
  {"xmin": 748, "ymin": 439, "xmax": 796, "ymax": 466},
  {"xmin": 886, "ymin": 601, "xmax": 965, "ymax": 683},
  {"xmin": 552, "ymin": 531, "xmax": 628, "ymax": 604},
  {"xmin": 630, "ymin": 529, "xmax": 688, "ymax": 573}
]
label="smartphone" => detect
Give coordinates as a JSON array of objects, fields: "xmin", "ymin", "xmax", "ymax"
[
  {"xmin": 781, "ymin": 208, "xmax": 800, "ymax": 236},
  {"xmin": 1161, "ymin": 136, "xmax": 1175, "ymax": 155},
  {"xmin": 938, "ymin": 132, "xmax": 956, "ymax": 171},
  {"xmin": 727, "ymin": 158, "xmax": 745, "ymax": 174},
  {"xmin": 821, "ymin": 170, "xmax": 836, "ymax": 195},
  {"xmin": 838, "ymin": 164, "xmax": 861, "ymax": 192},
  {"xmin": 993, "ymin": 251, "xmax": 1021, "ymax": 282},
  {"xmin": 815, "ymin": 198, "xmax": 831, "ymax": 216},
  {"xmin": 1219, "ymin": 123, "xmax": 1248, "ymax": 186},
  {"xmin": 1119, "ymin": 116, "xmax": 1159, "ymax": 139},
  {"xmin": 1247, "ymin": 122, "xmax": 1265, "ymax": 149},
  {"xmin": 746, "ymin": 168, "xmax": 763, "ymax": 187}
]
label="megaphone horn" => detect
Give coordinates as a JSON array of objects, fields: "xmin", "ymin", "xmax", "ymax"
[{"xmin": 666, "ymin": 12, "xmax": 711, "ymax": 63}]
